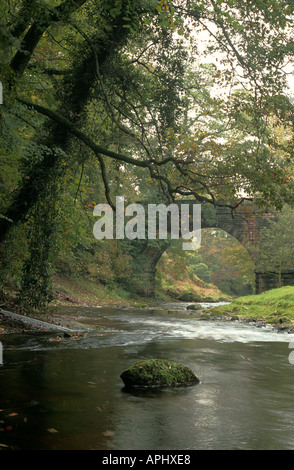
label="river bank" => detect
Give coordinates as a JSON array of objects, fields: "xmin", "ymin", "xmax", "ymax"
[
  {"xmin": 1, "ymin": 276, "xmax": 294, "ymax": 336},
  {"xmin": 0, "ymin": 272, "xmax": 230, "ymax": 334},
  {"xmin": 207, "ymin": 286, "xmax": 294, "ymax": 331}
]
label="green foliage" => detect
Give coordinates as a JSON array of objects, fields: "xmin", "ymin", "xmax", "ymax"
[
  {"xmin": 190, "ymin": 262, "xmax": 211, "ymax": 283},
  {"xmin": 256, "ymin": 206, "xmax": 294, "ymax": 286},
  {"xmin": 155, "ymin": 240, "xmax": 229, "ymax": 301},
  {"xmin": 1, "ymin": 0, "xmax": 294, "ymax": 309},
  {"xmin": 0, "ymin": 224, "xmax": 29, "ymax": 297},
  {"xmin": 196, "ymin": 229, "xmax": 255, "ymax": 296},
  {"xmin": 18, "ymin": 192, "xmax": 58, "ymax": 311}
]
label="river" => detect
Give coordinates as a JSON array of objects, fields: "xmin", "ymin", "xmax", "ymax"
[{"xmin": 1, "ymin": 302, "xmax": 294, "ymax": 450}]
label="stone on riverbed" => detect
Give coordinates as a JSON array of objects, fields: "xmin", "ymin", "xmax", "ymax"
[
  {"xmin": 120, "ymin": 359, "xmax": 200, "ymax": 389},
  {"xmin": 186, "ymin": 304, "xmax": 201, "ymax": 310}
]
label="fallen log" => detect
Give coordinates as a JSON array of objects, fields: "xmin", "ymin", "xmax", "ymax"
[{"xmin": 0, "ymin": 308, "xmax": 74, "ymax": 334}]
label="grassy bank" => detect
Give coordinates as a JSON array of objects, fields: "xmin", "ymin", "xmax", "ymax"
[
  {"xmin": 209, "ymin": 286, "xmax": 294, "ymax": 327},
  {"xmin": 51, "ymin": 274, "xmax": 156, "ymax": 308},
  {"xmin": 156, "ymin": 255, "xmax": 231, "ymax": 303},
  {"xmin": 0, "ymin": 270, "xmax": 230, "ymax": 317},
  {"xmin": 52, "ymin": 269, "xmax": 230, "ymax": 310},
  {"xmin": 2, "ymin": 273, "xmax": 294, "ymax": 334}
]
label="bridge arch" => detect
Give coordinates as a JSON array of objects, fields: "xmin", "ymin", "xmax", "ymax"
[{"xmin": 126, "ymin": 201, "xmax": 278, "ymax": 297}]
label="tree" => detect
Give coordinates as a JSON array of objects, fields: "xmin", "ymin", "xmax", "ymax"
[
  {"xmin": 1, "ymin": 0, "xmax": 294, "ymax": 307},
  {"xmin": 1, "ymin": 1, "xmax": 294, "ymax": 229},
  {"xmin": 256, "ymin": 206, "xmax": 294, "ymax": 287},
  {"xmin": 193, "ymin": 229, "xmax": 255, "ymax": 296},
  {"xmin": 190, "ymin": 262, "xmax": 211, "ymax": 284}
]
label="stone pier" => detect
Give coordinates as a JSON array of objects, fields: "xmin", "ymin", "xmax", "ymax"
[{"xmin": 255, "ymin": 270, "xmax": 294, "ymax": 293}]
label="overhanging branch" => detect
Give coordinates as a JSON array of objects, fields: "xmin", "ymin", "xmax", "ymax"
[
  {"xmin": 16, "ymin": 98, "xmax": 248, "ymax": 211},
  {"xmin": 17, "ymin": 97, "xmax": 178, "ymax": 168},
  {"xmin": 17, "ymin": 98, "xmax": 151, "ymax": 168}
]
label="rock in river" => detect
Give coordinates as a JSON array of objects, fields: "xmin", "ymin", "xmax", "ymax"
[
  {"xmin": 120, "ymin": 359, "xmax": 200, "ymax": 389},
  {"xmin": 186, "ymin": 304, "xmax": 201, "ymax": 310}
]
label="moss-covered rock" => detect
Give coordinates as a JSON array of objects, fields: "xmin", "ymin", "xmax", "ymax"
[
  {"xmin": 177, "ymin": 292, "xmax": 201, "ymax": 302},
  {"xmin": 120, "ymin": 359, "xmax": 200, "ymax": 389},
  {"xmin": 186, "ymin": 304, "xmax": 201, "ymax": 310}
]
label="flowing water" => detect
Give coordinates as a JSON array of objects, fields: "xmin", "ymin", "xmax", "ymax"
[{"xmin": 1, "ymin": 302, "xmax": 294, "ymax": 450}]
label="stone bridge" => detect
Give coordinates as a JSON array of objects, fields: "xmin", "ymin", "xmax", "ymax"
[{"xmin": 126, "ymin": 200, "xmax": 294, "ymax": 296}]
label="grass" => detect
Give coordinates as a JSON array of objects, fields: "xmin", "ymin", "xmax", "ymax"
[
  {"xmin": 156, "ymin": 260, "xmax": 230, "ymax": 303},
  {"xmin": 52, "ymin": 273, "xmax": 153, "ymax": 308},
  {"xmin": 209, "ymin": 286, "xmax": 294, "ymax": 326},
  {"xmin": 51, "ymin": 272, "xmax": 186, "ymax": 309},
  {"xmin": 51, "ymin": 267, "xmax": 230, "ymax": 311}
]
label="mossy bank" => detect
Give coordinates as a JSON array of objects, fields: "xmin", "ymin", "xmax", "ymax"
[{"xmin": 208, "ymin": 286, "xmax": 294, "ymax": 328}]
